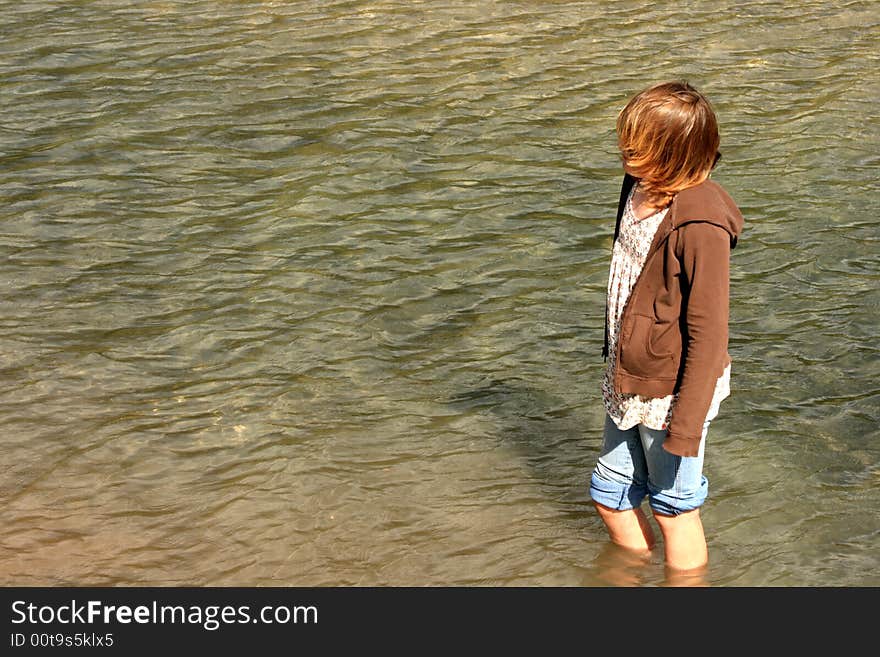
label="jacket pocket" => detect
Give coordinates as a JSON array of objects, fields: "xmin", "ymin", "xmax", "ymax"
[{"xmin": 619, "ymin": 314, "xmax": 678, "ymax": 379}]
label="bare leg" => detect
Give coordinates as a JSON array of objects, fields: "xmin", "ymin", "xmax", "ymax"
[
  {"xmin": 590, "ymin": 541, "xmax": 653, "ymax": 587},
  {"xmin": 652, "ymin": 508, "xmax": 708, "ymax": 571},
  {"xmin": 594, "ymin": 502, "xmax": 656, "ymax": 552},
  {"xmin": 663, "ymin": 564, "xmax": 709, "ymax": 587}
]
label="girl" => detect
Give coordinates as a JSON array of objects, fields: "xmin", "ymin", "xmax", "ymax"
[{"xmin": 589, "ymin": 81, "xmax": 744, "ymax": 572}]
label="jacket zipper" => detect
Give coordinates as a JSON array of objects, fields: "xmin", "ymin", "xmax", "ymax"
[{"xmin": 611, "ymin": 221, "xmax": 675, "ymax": 394}]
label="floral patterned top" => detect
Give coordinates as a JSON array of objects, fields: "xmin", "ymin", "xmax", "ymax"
[{"xmin": 602, "ymin": 183, "xmax": 730, "ymax": 431}]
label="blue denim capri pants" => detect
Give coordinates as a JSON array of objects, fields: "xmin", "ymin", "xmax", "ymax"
[{"xmin": 590, "ymin": 414, "xmax": 710, "ymax": 516}]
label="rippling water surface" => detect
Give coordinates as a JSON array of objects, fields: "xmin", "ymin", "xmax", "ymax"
[{"xmin": 1, "ymin": 0, "xmax": 877, "ymax": 586}]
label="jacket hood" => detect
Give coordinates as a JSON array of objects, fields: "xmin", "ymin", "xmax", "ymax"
[{"xmin": 669, "ymin": 179, "xmax": 744, "ymax": 249}]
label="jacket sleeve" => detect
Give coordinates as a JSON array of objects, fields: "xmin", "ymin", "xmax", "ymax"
[{"xmin": 663, "ymin": 222, "xmax": 731, "ymax": 457}]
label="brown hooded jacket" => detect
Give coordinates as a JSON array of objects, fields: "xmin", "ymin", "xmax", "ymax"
[{"xmin": 602, "ymin": 174, "xmax": 745, "ymax": 457}]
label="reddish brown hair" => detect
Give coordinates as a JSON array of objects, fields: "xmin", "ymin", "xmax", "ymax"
[{"xmin": 616, "ymin": 81, "xmax": 721, "ymax": 207}]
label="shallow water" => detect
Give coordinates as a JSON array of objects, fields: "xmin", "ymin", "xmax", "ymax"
[{"xmin": 0, "ymin": 0, "xmax": 877, "ymax": 587}]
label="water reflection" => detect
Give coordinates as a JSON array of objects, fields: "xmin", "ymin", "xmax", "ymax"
[{"xmin": 586, "ymin": 542, "xmax": 656, "ymax": 587}]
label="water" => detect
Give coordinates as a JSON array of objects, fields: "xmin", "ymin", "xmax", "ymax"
[{"xmin": 0, "ymin": 0, "xmax": 877, "ymax": 587}]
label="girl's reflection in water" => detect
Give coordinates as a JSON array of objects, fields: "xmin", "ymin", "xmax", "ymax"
[{"xmin": 586, "ymin": 542, "xmax": 709, "ymax": 587}]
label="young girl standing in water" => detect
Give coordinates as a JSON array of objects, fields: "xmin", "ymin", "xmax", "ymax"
[{"xmin": 590, "ymin": 81, "xmax": 744, "ymax": 572}]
